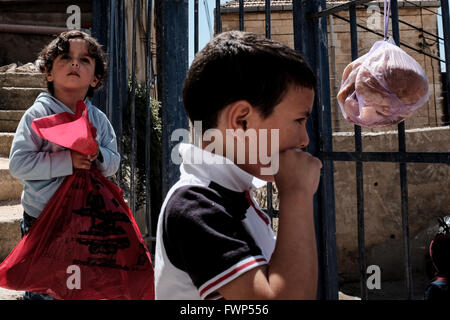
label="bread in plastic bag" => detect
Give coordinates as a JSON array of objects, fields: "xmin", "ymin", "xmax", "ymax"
[{"xmin": 337, "ymin": 37, "xmax": 429, "ymax": 128}]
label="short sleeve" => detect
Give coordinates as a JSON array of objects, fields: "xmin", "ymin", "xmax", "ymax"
[{"xmin": 162, "ymin": 185, "xmax": 267, "ymax": 299}]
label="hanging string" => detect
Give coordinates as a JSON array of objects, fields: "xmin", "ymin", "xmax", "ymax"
[{"xmin": 384, "ymin": 0, "xmax": 391, "ymax": 40}]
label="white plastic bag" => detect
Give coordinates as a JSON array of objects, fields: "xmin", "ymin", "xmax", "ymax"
[{"xmin": 337, "ymin": 37, "xmax": 429, "ymax": 128}]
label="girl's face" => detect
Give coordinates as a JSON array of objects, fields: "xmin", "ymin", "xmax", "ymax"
[{"xmin": 46, "ymin": 39, "xmax": 98, "ymax": 98}]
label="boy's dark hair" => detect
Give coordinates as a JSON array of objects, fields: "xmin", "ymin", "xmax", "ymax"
[
  {"xmin": 183, "ymin": 31, "xmax": 316, "ymax": 130},
  {"xmin": 38, "ymin": 30, "xmax": 107, "ymax": 98}
]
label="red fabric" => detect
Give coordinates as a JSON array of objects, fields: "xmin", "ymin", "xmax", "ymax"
[
  {"xmin": 31, "ymin": 100, "xmax": 98, "ymax": 156},
  {"xmin": 0, "ymin": 100, "xmax": 155, "ymax": 299}
]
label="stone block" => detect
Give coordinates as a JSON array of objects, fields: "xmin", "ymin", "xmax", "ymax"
[
  {"xmin": 271, "ymin": 34, "xmax": 293, "ymax": 46},
  {"xmin": 0, "ymin": 72, "xmax": 46, "ymax": 88},
  {"xmin": 0, "ymin": 158, "xmax": 22, "ymax": 201},
  {"xmin": 0, "ymin": 133, "xmax": 14, "ymax": 158},
  {"xmin": 0, "ymin": 203, "xmax": 22, "ymax": 262},
  {"xmin": 0, "ymin": 87, "xmax": 45, "ymax": 110},
  {"xmin": 0, "ymin": 110, "xmax": 24, "ymax": 133}
]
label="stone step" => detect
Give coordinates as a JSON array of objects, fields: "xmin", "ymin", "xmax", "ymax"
[
  {"xmin": 0, "ymin": 110, "xmax": 24, "ymax": 132},
  {"xmin": 0, "ymin": 157, "xmax": 23, "ymax": 201},
  {"xmin": 0, "ymin": 87, "xmax": 45, "ymax": 110},
  {"xmin": 0, "ymin": 287, "xmax": 23, "ymax": 300},
  {"xmin": 0, "ymin": 200, "xmax": 24, "ymax": 299},
  {"xmin": 0, "ymin": 133, "xmax": 14, "ymax": 157},
  {"xmin": 0, "ymin": 72, "xmax": 46, "ymax": 88},
  {"xmin": 0, "ymin": 201, "xmax": 22, "ymax": 262}
]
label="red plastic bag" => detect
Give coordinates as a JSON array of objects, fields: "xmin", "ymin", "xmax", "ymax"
[
  {"xmin": 31, "ymin": 100, "xmax": 98, "ymax": 156},
  {"xmin": 0, "ymin": 101, "xmax": 155, "ymax": 300}
]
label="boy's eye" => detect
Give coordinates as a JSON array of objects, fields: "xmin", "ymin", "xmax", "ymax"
[
  {"xmin": 61, "ymin": 55, "xmax": 69, "ymax": 60},
  {"xmin": 296, "ymin": 118, "xmax": 306, "ymax": 125},
  {"xmin": 82, "ymin": 58, "xmax": 90, "ymax": 63}
]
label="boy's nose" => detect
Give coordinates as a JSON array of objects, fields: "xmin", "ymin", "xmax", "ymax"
[{"xmin": 297, "ymin": 133, "xmax": 309, "ymax": 149}]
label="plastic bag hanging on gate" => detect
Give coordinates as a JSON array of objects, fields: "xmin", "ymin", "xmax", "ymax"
[
  {"xmin": 0, "ymin": 100, "xmax": 155, "ymax": 300},
  {"xmin": 337, "ymin": 0, "xmax": 429, "ymax": 128}
]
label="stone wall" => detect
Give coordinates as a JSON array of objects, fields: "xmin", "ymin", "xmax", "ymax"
[
  {"xmin": 0, "ymin": 1, "xmax": 92, "ymax": 66},
  {"xmin": 333, "ymin": 126, "xmax": 450, "ymax": 281}
]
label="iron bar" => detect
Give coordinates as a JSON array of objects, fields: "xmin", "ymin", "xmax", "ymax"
[
  {"xmin": 293, "ymin": 0, "xmax": 339, "ymax": 300},
  {"xmin": 145, "ymin": 0, "xmax": 153, "ymax": 244},
  {"xmin": 317, "ymin": 0, "xmax": 339, "ymax": 300},
  {"xmin": 441, "ymin": 0, "xmax": 450, "ymax": 122},
  {"xmin": 160, "ymin": 0, "xmax": 189, "ymax": 198},
  {"xmin": 265, "ymin": 0, "xmax": 273, "ymax": 220},
  {"xmin": 320, "ymin": 151, "xmax": 450, "ymax": 163},
  {"xmin": 216, "ymin": 0, "xmax": 222, "ymax": 34},
  {"xmin": 113, "ymin": 0, "xmax": 120, "ymax": 162},
  {"xmin": 315, "ymin": 0, "xmax": 339, "ymax": 300},
  {"xmin": 107, "ymin": 0, "xmax": 116, "ymax": 120},
  {"xmin": 91, "ymin": 0, "xmax": 108, "ymax": 115},
  {"xmin": 239, "ymin": 0, "xmax": 244, "ymax": 30},
  {"xmin": 194, "ymin": 0, "xmax": 199, "ymax": 54},
  {"xmin": 310, "ymin": 0, "xmax": 375, "ymax": 19},
  {"xmin": 404, "ymin": 0, "xmax": 442, "ymax": 16},
  {"xmin": 117, "ymin": 0, "xmax": 127, "ymax": 186},
  {"xmin": 349, "ymin": 3, "xmax": 368, "ymax": 301},
  {"xmin": 130, "ymin": 0, "xmax": 138, "ymax": 216},
  {"xmin": 391, "ymin": 0, "xmax": 413, "ymax": 300},
  {"xmin": 265, "ymin": 0, "xmax": 271, "ymax": 39},
  {"xmin": 293, "ymin": 0, "xmax": 321, "ymax": 298}
]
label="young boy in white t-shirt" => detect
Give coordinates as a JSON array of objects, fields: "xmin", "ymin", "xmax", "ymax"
[{"xmin": 155, "ymin": 31, "xmax": 321, "ymax": 300}]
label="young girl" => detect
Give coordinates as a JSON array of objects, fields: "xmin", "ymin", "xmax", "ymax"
[{"xmin": 9, "ymin": 30, "xmax": 120, "ymax": 300}]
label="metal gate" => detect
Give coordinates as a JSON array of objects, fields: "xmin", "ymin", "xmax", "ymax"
[{"xmin": 96, "ymin": 0, "xmax": 450, "ymax": 300}]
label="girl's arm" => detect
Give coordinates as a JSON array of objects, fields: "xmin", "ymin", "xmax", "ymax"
[
  {"xmin": 94, "ymin": 112, "xmax": 120, "ymax": 177},
  {"xmin": 9, "ymin": 109, "xmax": 73, "ymax": 180}
]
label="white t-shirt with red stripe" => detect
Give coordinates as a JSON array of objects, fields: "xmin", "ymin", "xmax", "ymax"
[{"xmin": 154, "ymin": 143, "xmax": 276, "ymax": 300}]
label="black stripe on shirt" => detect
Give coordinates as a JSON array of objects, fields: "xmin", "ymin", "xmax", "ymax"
[{"xmin": 162, "ymin": 183, "xmax": 263, "ymax": 290}]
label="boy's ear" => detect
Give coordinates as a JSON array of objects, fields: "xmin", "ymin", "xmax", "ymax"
[
  {"xmin": 227, "ymin": 100, "xmax": 253, "ymax": 131},
  {"xmin": 90, "ymin": 75, "xmax": 100, "ymax": 88}
]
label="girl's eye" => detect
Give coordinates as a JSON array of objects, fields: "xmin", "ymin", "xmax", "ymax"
[
  {"xmin": 296, "ymin": 118, "xmax": 306, "ymax": 125},
  {"xmin": 82, "ymin": 58, "xmax": 90, "ymax": 63},
  {"xmin": 61, "ymin": 55, "xmax": 69, "ymax": 60}
]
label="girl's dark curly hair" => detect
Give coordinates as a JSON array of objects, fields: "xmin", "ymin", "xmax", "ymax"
[{"xmin": 38, "ymin": 30, "xmax": 108, "ymax": 98}]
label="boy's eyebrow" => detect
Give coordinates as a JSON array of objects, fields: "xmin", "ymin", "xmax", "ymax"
[{"xmin": 299, "ymin": 109, "xmax": 311, "ymax": 118}]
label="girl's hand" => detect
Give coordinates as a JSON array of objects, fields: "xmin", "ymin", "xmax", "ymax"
[
  {"xmin": 71, "ymin": 150, "xmax": 92, "ymax": 170},
  {"xmin": 87, "ymin": 146, "xmax": 99, "ymax": 163}
]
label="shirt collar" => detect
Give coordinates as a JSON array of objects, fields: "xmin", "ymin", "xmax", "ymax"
[
  {"xmin": 178, "ymin": 143, "xmax": 267, "ymax": 192},
  {"xmin": 39, "ymin": 92, "xmax": 92, "ymax": 114}
]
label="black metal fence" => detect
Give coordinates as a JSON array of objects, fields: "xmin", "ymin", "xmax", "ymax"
[
  {"xmin": 96, "ymin": 0, "xmax": 450, "ymax": 300},
  {"xmin": 92, "ymin": 0, "xmax": 160, "ymax": 246},
  {"xmin": 309, "ymin": 0, "xmax": 450, "ymax": 300}
]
